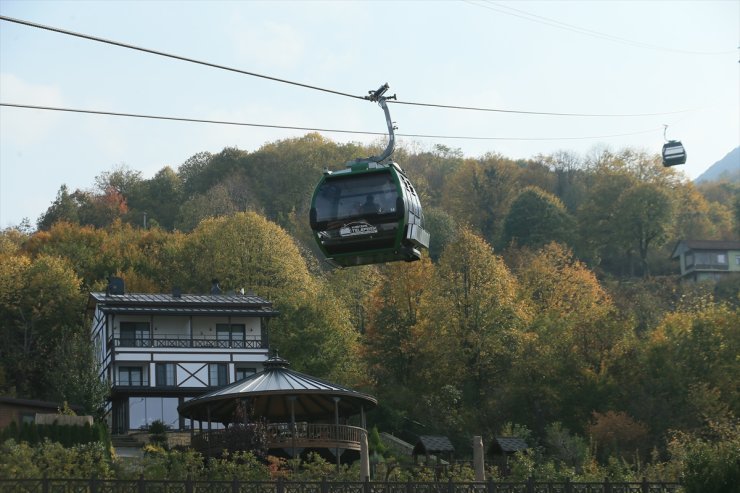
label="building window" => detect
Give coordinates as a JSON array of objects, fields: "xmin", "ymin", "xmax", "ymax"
[
  {"xmin": 209, "ymin": 364, "xmax": 228, "ymax": 387},
  {"xmin": 235, "ymin": 367, "xmax": 256, "ymax": 382},
  {"xmin": 128, "ymin": 397, "xmax": 179, "ymax": 431},
  {"xmin": 694, "ymin": 251, "xmax": 729, "ymax": 267},
  {"xmin": 155, "ymin": 363, "xmax": 175, "ymax": 387},
  {"xmin": 120, "ymin": 322, "xmax": 151, "ymax": 347},
  {"xmin": 20, "ymin": 413, "xmax": 35, "ymax": 425},
  {"xmin": 119, "ymin": 366, "xmax": 147, "ymax": 386},
  {"xmin": 735, "ymin": 255, "xmax": 740, "ymax": 266},
  {"xmin": 216, "ymin": 324, "xmax": 246, "ymax": 348}
]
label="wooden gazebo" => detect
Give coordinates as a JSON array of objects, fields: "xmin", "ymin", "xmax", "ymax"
[{"xmin": 178, "ymin": 353, "xmax": 376, "ymax": 475}]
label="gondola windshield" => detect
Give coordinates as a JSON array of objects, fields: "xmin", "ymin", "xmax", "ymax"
[{"xmin": 313, "ymin": 172, "xmax": 399, "ymax": 225}]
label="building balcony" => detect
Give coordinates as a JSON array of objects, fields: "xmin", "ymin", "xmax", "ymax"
[
  {"xmin": 689, "ymin": 263, "xmax": 730, "ymax": 271},
  {"xmin": 111, "ymin": 336, "xmax": 267, "ymax": 350}
]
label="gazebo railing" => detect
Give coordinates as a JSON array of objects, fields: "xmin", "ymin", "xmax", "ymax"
[{"xmin": 192, "ymin": 423, "xmax": 365, "ymax": 453}]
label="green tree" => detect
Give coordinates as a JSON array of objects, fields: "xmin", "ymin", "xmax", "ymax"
[
  {"xmin": 178, "ymin": 212, "xmax": 317, "ymax": 299},
  {"xmin": 179, "ymin": 212, "xmax": 361, "ymax": 382},
  {"xmin": 506, "ymin": 243, "xmax": 627, "ymax": 433},
  {"xmin": 178, "ymin": 151, "xmax": 213, "ymax": 196},
  {"xmin": 412, "ymin": 229, "xmax": 529, "ymax": 434},
  {"xmin": 47, "ymin": 328, "xmax": 109, "ymax": 417},
  {"xmin": 614, "ymin": 183, "xmax": 674, "ymax": 277},
  {"xmin": 441, "ymin": 156, "xmax": 522, "ymax": 243},
  {"xmin": 576, "ymin": 167, "xmax": 637, "ymax": 272},
  {"xmin": 127, "ymin": 166, "xmax": 184, "ymax": 230},
  {"xmin": 624, "ymin": 304, "xmax": 739, "ymax": 444},
  {"xmin": 537, "ymin": 150, "xmax": 586, "ymax": 212},
  {"xmin": 670, "ymin": 418, "xmax": 740, "ymax": 493},
  {"xmin": 37, "ymin": 185, "xmax": 81, "ymax": 230},
  {"xmin": 76, "ymin": 187, "xmax": 129, "ymax": 229},
  {"xmin": 423, "ymin": 206, "xmax": 457, "ymax": 261},
  {"xmin": 502, "ymin": 186, "xmax": 575, "ymax": 249},
  {"xmin": 0, "ymin": 254, "xmax": 85, "ymax": 399},
  {"xmin": 94, "ymin": 164, "xmax": 142, "ymax": 197},
  {"xmin": 175, "ymin": 184, "xmax": 238, "ymax": 231},
  {"xmin": 24, "ymin": 222, "xmax": 114, "ymax": 289},
  {"xmin": 363, "ymin": 258, "xmax": 434, "ymax": 396}
]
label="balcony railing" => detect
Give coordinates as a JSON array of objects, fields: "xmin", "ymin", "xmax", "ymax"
[
  {"xmin": 691, "ymin": 263, "xmax": 729, "ymax": 271},
  {"xmin": 112, "ymin": 337, "xmax": 266, "ymax": 349}
]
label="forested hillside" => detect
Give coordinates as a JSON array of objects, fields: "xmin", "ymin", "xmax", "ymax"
[{"xmin": 1, "ymin": 133, "xmax": 738, "ymax": 475}]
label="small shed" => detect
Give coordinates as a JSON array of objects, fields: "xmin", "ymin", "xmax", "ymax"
[
  {"xmin": 489, "ymin": 436, "xmax": 528, "ymax": 455},
  {"xmin": 489, "ymin": 436, "xmax": 529, "ymax": 474},
  {"xmin": 412, "ymin": 435, "xmax": 455, "ymax": 464}
]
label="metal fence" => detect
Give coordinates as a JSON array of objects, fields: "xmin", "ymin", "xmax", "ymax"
[{"xmin": 0, "ymin": 477, "xmax": 683, "ymax": 493}]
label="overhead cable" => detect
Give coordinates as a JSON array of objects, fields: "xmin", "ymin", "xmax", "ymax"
[
  {"xmin": 466, "ymin": 0, "xmax": 735, "ymax": 56},
  {"xmin": 0, "ymin": 15, "xmax": 365, "ymax": 101},
  {"xmin": 1, "ymin": 15, "xmax": 694, "ymax": 118},
  {"xmin": 0, "ymin": 102, "xmax": 661, "ymax": 141},
  {"xmin": 389, "ymin": 99, "xmax": 694, "ymax": 117}
]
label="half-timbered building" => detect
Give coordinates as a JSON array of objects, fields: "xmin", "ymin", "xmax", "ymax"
[{"xmin": 88, "ymin": 280, "xmax": 278, "ymax": 434}]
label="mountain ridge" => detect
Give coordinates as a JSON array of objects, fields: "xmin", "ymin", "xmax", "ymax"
[{"xmin": 695, "ymin": 147, "xmax": 740, "ymax": 183}]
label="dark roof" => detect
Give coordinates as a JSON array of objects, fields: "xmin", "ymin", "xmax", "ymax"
[
  {"xmin": 0, "ymin": 396, "xmax": 84, "ymax": 413},
  {"xmin": 489, "ymin": 436, "xmax": 529, "ymax": 454},
  {"xmin": 671, "ymin": 240, "xmax": 740, "ymax": 258},
  {"xmin": 178, "ymin": 354, "xmax": 377, "ymax": 422},
  {"xmin": 412, "ymin": 435, "xmax": 455, "ymax": 455},
  {"xmin": 88, "ymin": 292, "xmax": 278, "ymax": 317}
]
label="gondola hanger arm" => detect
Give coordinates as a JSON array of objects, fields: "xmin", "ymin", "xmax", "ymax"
[{"xmin": 360, "ymin": 83, "xmax": 397, "ymax": 163}]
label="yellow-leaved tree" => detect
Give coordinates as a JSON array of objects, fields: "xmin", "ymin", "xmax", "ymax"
[{"xmin": 179, "ymin": 211, "xmax": 362, "ymax": 384}]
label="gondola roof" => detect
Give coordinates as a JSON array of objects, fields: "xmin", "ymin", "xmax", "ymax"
[{"xmin": 178, "ymin": 353, "xmax": 377, "ymax": 422}]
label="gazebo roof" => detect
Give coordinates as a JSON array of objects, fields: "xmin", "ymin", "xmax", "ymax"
[{"xmin": 178, "ymin": 353, "xmax": 377, "ymax": 422}]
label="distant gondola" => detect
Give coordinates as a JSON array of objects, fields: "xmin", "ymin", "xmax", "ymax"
[
  {"xmin": 309, "ymin": 84, "xmax": 430, "ymax": 267},
  {"xmin": 661, "ymin": 126, "xmax": 686, "ymax": 167},
  {"xmin": 662, "ymin": 140, "xmax": 687, "ymax": 167}
]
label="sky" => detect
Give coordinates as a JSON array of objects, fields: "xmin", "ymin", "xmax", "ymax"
[{"xmin": 1, "ymin": 0, "xmax": 738, "ymax": 228}]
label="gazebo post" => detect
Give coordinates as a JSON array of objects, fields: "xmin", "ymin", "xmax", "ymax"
[
  {"xmin": 360, "ymin": 428, "xmax": 370, "ymax": 481},
  {"xmin": 333, "ymin": 396, "xmax": 341, "ymax": 470},
  {"xmin": 359, "ymin": 404, "xmax": 370, "ymax": 480},
  {"xmin": 359, "ymin": 405, "xmax": 370, "ymax": 480},
  {"xmin": 289, "ymin": 396, "xmax": 297, "ymax": 467},
  {"xmin": 206, "ymin": 405, "xmax": 212, "ymax": 460}
]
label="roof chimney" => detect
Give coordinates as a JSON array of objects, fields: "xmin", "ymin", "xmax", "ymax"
[
  {"xmin": 172, "ymin": 287, "xmax": 182, "ymax": 298},
  {"xmin": 106, "ymin": 276, "xmax": 125, "ymax": 296}
]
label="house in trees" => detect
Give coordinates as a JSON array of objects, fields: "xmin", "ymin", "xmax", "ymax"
[
  {"xmin": 671, "ymin": 240, "xmax": 740, "ymax": 282},
  {"xmin": 0, "ymin": 397, "xmax": 84, "ymax": 428},
  {"xmin": 88, "ymin": 279, "xmax": 278, "ymax": 434}
]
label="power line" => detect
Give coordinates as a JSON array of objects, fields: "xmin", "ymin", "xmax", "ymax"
[
  {"xmin": 1, "ymin": 15, "xmax": 694, "ymax": 118},
  {"xmin": 465, "ymin": 0, "xmax": 735, "ymax": 56},
  {"xmin": 0, "ymin": 15, "xmax": 365, "ymax": 101},
  {"xmin": 0, "ymin": 102, "xmax": 661, "ymax": 142},
  {"xmin": 389, "ymin": 99, "xmax": 694, "ymax": 118}
]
